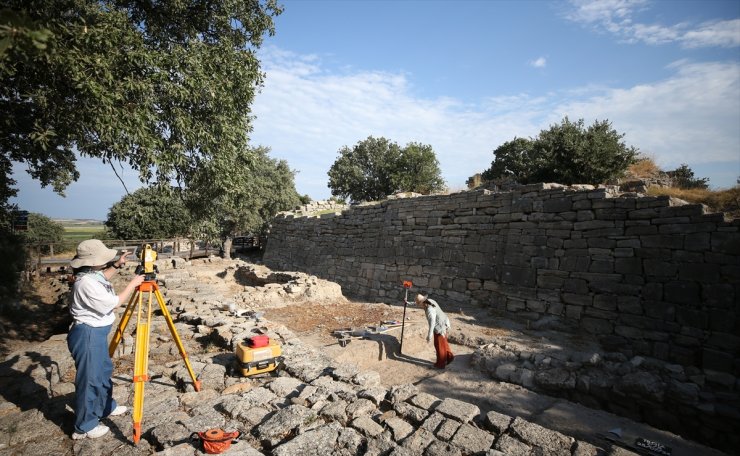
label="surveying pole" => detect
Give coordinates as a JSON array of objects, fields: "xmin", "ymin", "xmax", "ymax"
[
  {"xmin": 399, "ymin": 280, "xmax": 413, "ymax": 353},
  {"xmin": 109, "ymin": 244, "xmax": 201, "ymax": 444}
]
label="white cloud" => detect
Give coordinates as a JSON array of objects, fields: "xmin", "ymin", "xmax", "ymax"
[
  {"xmin": 251, "ymin": 47, "xmax": 740, "ymax": 199},
  {"xmin": 529, "ymin": 57, "xmax": 547, "ymax": 68},
  {"xmin": 566, "ymin": 0, "xmax": 740, "ymax": 48}
]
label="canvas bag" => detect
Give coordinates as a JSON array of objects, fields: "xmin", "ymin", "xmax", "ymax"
[{"xmin": 190, "ymin": 428, "xmax": 241, "ymax": 454}]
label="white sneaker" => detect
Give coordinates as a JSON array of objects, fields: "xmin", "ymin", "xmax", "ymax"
[
  {"xmin": 72, "ymin": 424, "xmax": 110, "ymax": 440},
  {"xmin": 107, "ymin": 405, "xmax": 127, "ymax": 417}
]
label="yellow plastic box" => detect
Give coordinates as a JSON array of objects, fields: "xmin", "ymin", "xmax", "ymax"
[{"xmin": 235, "ymin": 339, "xmax": 284, "ymax": 377}]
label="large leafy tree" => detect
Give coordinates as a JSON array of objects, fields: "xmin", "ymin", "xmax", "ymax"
[
  {"xmin": 186, "ymin": 145, "xmax": 301, "ymax": 259},
  {"xmin": 0, "ymin": 0, "xmax": 282, "ymax": 206},
  {"xmin": 483, "ymin": 118, "xmax": 639, "ymax": 185},
  {"xmin": 20, "ymin": 212, "xmax": 64, "ymax": 254},
  {"xmin": 327, "ymin": 136, "xmax": 446, "ymax": 202},
  {"xmin": 105, "ymin": 186, "xmax": 191, "ymax": 240}
]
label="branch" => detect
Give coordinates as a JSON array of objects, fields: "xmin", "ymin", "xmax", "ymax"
[{"xmin": 108, "ymin": 160, "xmax": 130, "ymax": 195}]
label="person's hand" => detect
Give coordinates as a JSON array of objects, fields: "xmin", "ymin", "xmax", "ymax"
[
  {"xmin": 426, "ymin": 335, "xmax": 432, "ymax": 343},
  {"xmin": 130, "ymin": 274, "xmax": 145, "ymax": 288},
  {"xmin": 115, "ymin": 251, "xmax": 132, "ymax": 268}
]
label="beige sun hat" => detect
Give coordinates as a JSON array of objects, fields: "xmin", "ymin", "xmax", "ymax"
[
  {"xmin": 414, "ymin": 293, "xmax": 428, "ymax": 306},
  {"xmin": 70, "ymin": 239, "xmax": 118, "ymax": 268}
]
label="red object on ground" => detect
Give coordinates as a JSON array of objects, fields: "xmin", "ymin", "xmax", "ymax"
[{"xmin": 248, "ymin": 335, "xmax": 269, "ymax": 348}]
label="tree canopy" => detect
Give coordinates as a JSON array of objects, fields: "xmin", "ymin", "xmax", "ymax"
[
  {"xmin": 327, "ymin": 136, "xmax": 446, "ymax": 202},
  {"xmin": 0, "ymin": 0, "xmax": 282, "ymax": 208},
  {"xmin": 669, "ymin": 164, "xmax": 709, "ymax": 190},
  {"xmin": 20, "ymin": 212, "xmax": 64, "ymax": 253},
  {"xmin": 482, "ymin": 118, "xmax": 639, "ymax": 186},
  {"xmin": 185, "ymin": 145, "xmax": 301, "ymax": 259},
  {"xmin": 105, "ymin": 186, "xmax": 191, "ymax": 240}
]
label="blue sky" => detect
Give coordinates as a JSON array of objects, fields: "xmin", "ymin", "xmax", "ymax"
[{"xmin": 12, "ymin": 0, "xmax": 740, "ymax": 220}]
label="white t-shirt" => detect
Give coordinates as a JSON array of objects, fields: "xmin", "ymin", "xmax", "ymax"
[{"xmin": 71, "ymin": 273, "xmax": 118, "ymax": 327}]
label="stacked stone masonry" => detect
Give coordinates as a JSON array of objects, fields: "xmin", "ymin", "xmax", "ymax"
[{"xmin": 263, "ymin": 184, "xmax": 740, "ymax": 451}]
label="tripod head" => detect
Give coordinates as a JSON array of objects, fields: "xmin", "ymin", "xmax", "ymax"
[{"xmin": 135, "ymin": 244, "xmax": 159, "ymax": 281}]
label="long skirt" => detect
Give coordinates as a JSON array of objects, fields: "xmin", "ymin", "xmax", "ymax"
[
  {"xmin": 67, "ymin": 323, "xmax": 117, "ymax": 433},
  {"xmin": 433, "ymin": 333, "xmax": 455, "ymax": 368}
]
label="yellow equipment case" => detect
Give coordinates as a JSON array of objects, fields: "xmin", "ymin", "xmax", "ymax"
[{"xmin": 235, "ymin": 338, "xmax": 284, "ymax": 377}]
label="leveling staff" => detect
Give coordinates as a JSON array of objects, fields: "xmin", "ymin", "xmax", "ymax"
[{"xmin": 67, "ymin": 240, "xmax": 144, "ymax": 440}]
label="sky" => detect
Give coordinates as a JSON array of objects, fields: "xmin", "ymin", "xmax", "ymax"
[{"xmin": 11, "ymin": 0, "xmax": 740, "ymax": 220}]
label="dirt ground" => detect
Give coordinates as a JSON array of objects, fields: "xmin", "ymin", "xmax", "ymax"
[{"xmin": 0, "ymin": 274, "xmax": 72, "ymax": 357}]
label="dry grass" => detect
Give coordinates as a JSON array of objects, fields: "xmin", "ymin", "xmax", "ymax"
[
  {"xmin": 647, "ymin": 186, "xmax": 740, "ymax": 218},
  {"xmin": 627, "ymin": 157, "xmax": 662, "ymax": 178}
]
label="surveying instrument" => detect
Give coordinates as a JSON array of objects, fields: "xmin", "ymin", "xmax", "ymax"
[{"xmin": 108, "ymin": 244, "xmax": 201, "ymax": 443}]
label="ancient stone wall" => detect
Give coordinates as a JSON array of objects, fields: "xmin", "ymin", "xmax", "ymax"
[
  {"xmin": 263, "ymin": 184, "xmax": 740, "ymax": 448},
  {"xmin": 265, "ymin": 185, "xmax": 739, "ymax": 372}
]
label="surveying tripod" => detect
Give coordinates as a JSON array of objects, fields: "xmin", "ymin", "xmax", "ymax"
[{"xmin": 108, "ymin": 245, "xmax": 201, "ymax": 443}]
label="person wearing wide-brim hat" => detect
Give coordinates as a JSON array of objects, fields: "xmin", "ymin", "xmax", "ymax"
[
  {"xmin": 413, "ymin": 291, "xmax": 455, "ymax": 369},
  {"xmin": 67, "ymin": 239, "xmax": 144, "ymax": 440}
]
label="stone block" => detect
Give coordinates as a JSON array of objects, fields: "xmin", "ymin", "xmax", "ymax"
[
  {"xmin": 495, "ymin": 434, "xmax": 533, "ymax": 455},
  {"xmin": 409, "ymin": 392, "xmax": 440, "ymax": 410},
  {"xmin": 509, "ymin": 416, "xmax": 574, "ymax": 456},
  {"xmin": 256, "ymin": 405, "xmax": 317, "ymax": 447},
  {"xmin": 384, "ymin": 416, "xmax": 414, "ymax": 441},
  {"xmin": 346, "ymin": 398, "xmax": 377, "ymax": 419},
  {"xmin": 421, "ymin": 412, "xmax": 446, "ymax": 433},
  {"xmin": 424, "ymin": 439, "xmax": 463, "ymax": 456},
  {"xmin": 351, "ymin": 415, "xmax": 385, "ymax": 437},
  {"xmin": 435, "ymin": 398, "xmax": 481, "ymax": 422},
  {"xmin": 664, "ymin": 281, "xmax": 701, "ymax": 305},
  {"xmin": 394, "ymin": 401, "xmax": 429, "ymax": 424},
  {"xmin": 679, "ymin": 263, "xmax": 720, "ymax": 283},
  {"xmin": 359, "ymin": 387, "xmax": 388, "ymax": 405},
  {"xmin": 435, "ymin": 417, "xmax": 462, "ymax": 441},
  {"xmin": 615, "ymin": 257, "xmax": 642, "ymax": 274},
  {"xmin": 450, "ymin": 423, "xmax": 495, "ymax": 454},
  {"xmin": 402, "ymin": 427, "xmax": 435, "ymax": 453},
  {"xmin": 389, "ymin": 383, "xmax": 419, "ymax": 404},
  {"xmin": 483, "ymin": 410, "xmax": 512, "ymax": 435},
  {"xmin": 702, "ymin": 348, "xmax": 735, "ymax": 373},
  {"xmin": 271, "ymin": 423, "xmax": 348, "ymax": 456},
  {"xmin": 581, "ymin": 317, "xmax": 613, "ymax": 334}
]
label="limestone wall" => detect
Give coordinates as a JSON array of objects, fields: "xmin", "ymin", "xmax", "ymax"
[{"xmin": 263, "ymin": 184, "xmax": 740, "ymax": 374}]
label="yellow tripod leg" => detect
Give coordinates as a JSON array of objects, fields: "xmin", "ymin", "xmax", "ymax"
[
  {"xmin": 132, "ymin": 282, "xmax": 154, "ymax": 444},
  {"xmin": 153, "ymin": 284, "xmax": 201, "ymax": 391},
  {"xmin": 109, "ymin": 290, "xmax": 138, "ymax": 358}
]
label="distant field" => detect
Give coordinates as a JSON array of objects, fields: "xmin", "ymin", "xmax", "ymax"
[{"xmin": 60, "ymin": 222, "xmax": 106, "ymax": 251}]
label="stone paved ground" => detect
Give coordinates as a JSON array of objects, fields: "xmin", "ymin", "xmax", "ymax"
[{"xmin": 0, "ymin": 257, "xmax": 728, "ymax": 456}]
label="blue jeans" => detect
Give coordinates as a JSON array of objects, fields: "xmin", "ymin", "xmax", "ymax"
[{"xmin": 67, "ymin": 323, "xmax": 117, "ymax": 433}]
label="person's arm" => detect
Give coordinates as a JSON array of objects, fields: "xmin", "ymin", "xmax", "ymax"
[
  {"xmin": 102, "ymin": 251, "xmax": 133, "ymax": 281},
  {"xmin": 117, "ymin": 275, "xmax": 145, "ymax": 305},
  {"xmin": 426, "ymin": 309, "xmax": 436, "ymax": 342}
]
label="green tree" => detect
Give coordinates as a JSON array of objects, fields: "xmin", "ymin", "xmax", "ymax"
[
  {"xmin": 481, "ymin": 137, "xmax": 537, "ymax": 183},
  {"xmin": 669, "ymin": 164, "xmax": 709, "ymax": 189},
  {"xmin": 186, "ymin": 146, "xmax": 301, "ymax": 259},
  {"xmin": 1, "ymin": 0, "xmax": 281, "ymax": 206},
  {"xmin": 105, "ymin": 186, "xmax": 191, "ymax": 240},
  {"xmin": 483, "ymin": 118, "xmax": 638, "ymax": 185},
  {"xmin": 327, "ymin": 136, "xmax": 446, "ymax": 202},
  {"xmin": 395, "ymin": 142, "xmax": 446, "ymax": 195},
  {"xmin": 20, "ymin": 212, "xmax": 64, "ymax": 254}
]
